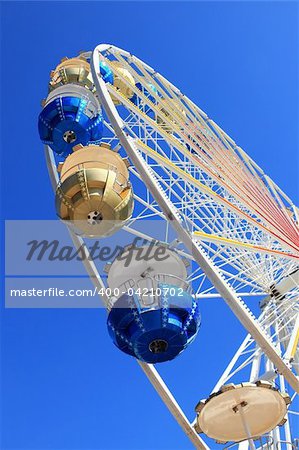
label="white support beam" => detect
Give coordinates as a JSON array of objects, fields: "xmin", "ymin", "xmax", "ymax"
[
  {"xmin": 45, "ymin": 143, "xmax": 207, "ymax": 449},
  {"xmin": 284, "ymin": 312, "xmax": 299, "ymax": 363},
  {"xmin": 139, "ymin": 362, "xmax": 209, "ymax": 450}
]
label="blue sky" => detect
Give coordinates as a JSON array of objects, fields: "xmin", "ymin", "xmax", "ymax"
[{"xmin": 1, "ymin": 1, "xmax": 298, "ymax": 449}]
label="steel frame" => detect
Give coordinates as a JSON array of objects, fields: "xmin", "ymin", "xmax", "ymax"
[{"xmin": 43, "ymin": 43, "xmax": 299, "ymax": 449}]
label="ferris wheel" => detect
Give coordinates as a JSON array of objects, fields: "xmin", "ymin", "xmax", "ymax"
[{"xmin": 38, "ymin": 44, "xmax": 299, "ymax": 450}]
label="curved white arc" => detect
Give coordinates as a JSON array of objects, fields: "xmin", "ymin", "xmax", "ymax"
[
  {"xmin": 91, "ymin": 45, "xmax": 299, "ymax": 394},
  {"xmin": 91, "ymin": 47, "xmax": 209, "ymax": 450}
]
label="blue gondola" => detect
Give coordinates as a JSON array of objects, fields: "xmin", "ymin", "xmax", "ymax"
[
  {"xmin": 38, "ymin": 89, "xmax": 103, "ymax": 156},
  {"xmin": 107, "ymin": 283, "xmax": 200, "ymax": 363}
]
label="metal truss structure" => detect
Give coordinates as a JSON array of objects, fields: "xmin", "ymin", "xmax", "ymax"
[{"xmin": 44, "ymin": 44, "xmax": 299, "ymax": 450}]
